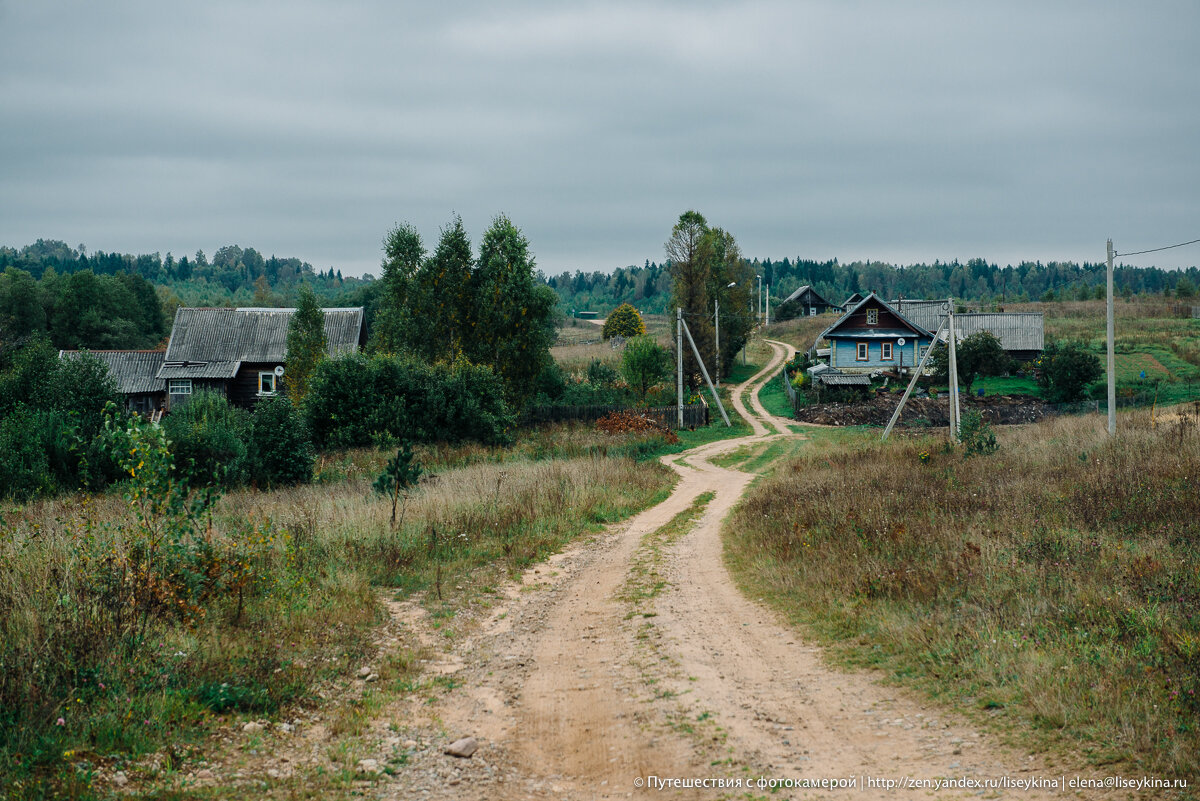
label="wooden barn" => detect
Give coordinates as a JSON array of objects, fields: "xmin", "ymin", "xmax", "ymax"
[
  {"xmin": 822, "ymin": 293, "xmax": 935, "ymax": 374},
  {"xmin": 779, "ymin": 285, "xmax": 841, "ymax": 317},
  {"xmin": 156, "ymin": 306, "xmax": 364, "ymax": 409},
  {"xmin": 59, "ymin": 349, "xmax": 166, "ymax": 414}
]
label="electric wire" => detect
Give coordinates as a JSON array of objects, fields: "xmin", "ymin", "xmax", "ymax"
[{"xmin": 1116, "ymin": 238, "xmax": 1200, "ymax": 257}]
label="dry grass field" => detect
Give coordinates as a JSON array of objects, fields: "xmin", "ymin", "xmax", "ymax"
[
  {"xmin": 727, "ymin": 407, "xmax": 1200, "ymax": 782},
  {"xmin": 0, "ymin": 425, "xmax": 676, "ymax": 798}
]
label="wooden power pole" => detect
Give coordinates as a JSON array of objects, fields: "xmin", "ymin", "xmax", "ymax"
[
  {"xmin": 1106, "ymin": 239, "xmax": 1116, "ymax": 435},
  {"xmin": 677, "ymin": 307, "xmax": 684, "ymax": 428}
]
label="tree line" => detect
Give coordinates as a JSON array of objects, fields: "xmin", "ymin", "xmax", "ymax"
[{"xmin": 549, "ymin": 255, "xmax": 1200, "ymax": 315}]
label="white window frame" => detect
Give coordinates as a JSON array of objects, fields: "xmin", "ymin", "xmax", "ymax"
[
  {"xmin": 168, "ymin": 378, "xmax": 192, "ymax": 395},
  {"xmin": 809, "ymin": 307, "xmax": 817, "ymax": 317},
  {"xmin": 881, "ymin": 342, "xmax": 893, "ymax": 360},
  {"xmin": 866, "ymin": 308, "xmax": 879, "ymax": 325},
  {"xmin": 258, "ymin": 372, "xmax": 278, "ymax": 396},
  {"xmin": 856, "ymin": 342, "xmax": 869, "ymax": 361}
]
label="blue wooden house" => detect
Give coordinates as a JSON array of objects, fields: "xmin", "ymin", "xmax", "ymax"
[{"xmin": 821, "ymin": 293, "xmax": 935, "ymax": 374}]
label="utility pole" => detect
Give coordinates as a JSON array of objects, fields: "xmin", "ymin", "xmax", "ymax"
[
  {"xmin": 757, "ymin": 275, "xmax": 763, "ymax": 323},
  {"xmin": 948, "ymin": 303, "xmax": 961, "ymax": 440},
  {"xmin": 1106, "ymin": 239, "xmax": 1116, "ymax": 435},
  {"xmin": 714, "ymin": 297, "xmax": 720, "ymax": 388},
  {"xmin": 765, "ymin": 283, "xmax": 770, "ymax": 325},
  {"xmin": 677, "ymin": 307, "xmax": 684, "ymax": 428},
  {"xmin": 882, "ymin": 318, "xmax": 948, "ymax": 440},
  {"xmin": 680, "ymin": 316, "xmax": 732, "ymax": 426}
]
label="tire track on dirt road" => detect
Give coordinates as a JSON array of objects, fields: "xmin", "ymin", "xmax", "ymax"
[{"xmin": 378, "ymin": 340, "xmax": 1107, "ymax": 800}]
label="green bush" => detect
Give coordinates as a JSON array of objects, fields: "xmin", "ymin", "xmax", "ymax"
[
  {"xmin": 0, "ymin": 406, "xmax": 56, "ymax": 499},
  {"xmin": 601, "ymin": 302, "xmax": 645, "ymax": 339},
  {"xmin": 306, "ymin": 353, "xmax": 513, "ymax": 449},
  {"xmin": 586, "ymin": 358, "xmax": 620, "ymax": 387},
  {"xmin": 0, "ymin": 338, "xmax": 122, "ymax": 498},
  {"xmin": 958, "ymin": 408, "xmax": 998, "ymax": 456},
  {"xmin": 249, "ymin": 395, "xmax": 314, "ymax": 488},
  {"xmin": 163, "ymin": 390, "xmax": 250, "ymax": 486},
  {"xmin": 1037, "ymin": 341, "xmax": 1103, "ymax": 403}
]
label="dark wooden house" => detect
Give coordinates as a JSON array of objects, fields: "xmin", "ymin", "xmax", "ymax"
[
  {"xmin": 779, "ymin": 285, "xmax": 841, "ymax": 317},
  {"xmin": 59, "ymin": 349, "xmax": 166, "ymax": 414},
  {"xmin": 157, "ymin": 307, "xmax": 365, "ymax": 409}
]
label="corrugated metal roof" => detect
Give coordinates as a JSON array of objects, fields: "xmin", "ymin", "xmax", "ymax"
[
  {"xmin": 159, "ymin": 307, "xmax": 363, "ymax": 379},
  {"xmin": 157, "ymin": 360, "xmax": 242, "ymax": 380},
  {"xmin": 892, "ymin": 301, "xmax": 1044, "ymax": 351},
  {"xmin": 59, "ymin": 350, "xmax": 166, "ymax": 394},
  {"xmin": 952, "ymin": 313, "xmax": 1044, "ymax": 351},
  {"xmin": 818, "ymin": 372, "xmax": 871, "ymax": 386}
]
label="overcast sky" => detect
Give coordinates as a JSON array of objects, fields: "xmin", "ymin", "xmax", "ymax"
[{"xmin": 2, "ymin": 1, "xmax": 1198, "ymax": 277}]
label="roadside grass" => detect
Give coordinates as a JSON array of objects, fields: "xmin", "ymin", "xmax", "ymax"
[
  {"xmin": 756, "ymin": 369, "xmax": 795, "ymax": 421},
  {"xmin": 761, "ymin": 316, "xmax": 833, "ymax": 354},
  {"xmin": 0, "ymin": 438, "xmax": 675, "ymax": 798},
  {"xmin": 725, "ymin": 408, "xmax": 1200, "ymax": 784}
]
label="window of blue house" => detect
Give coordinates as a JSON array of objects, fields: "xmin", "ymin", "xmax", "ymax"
[
  {"xmin": 856, "ymin": 342, "xmax": 868, "ymax": 360},
  {"xmin": 881, "ymin": 342, "xmax": 893, "ymax": 360}
]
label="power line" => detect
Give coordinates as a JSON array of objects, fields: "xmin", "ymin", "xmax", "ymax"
[{"xmin": 1115, "ymin": 237, "xmax": 1200, "ymax": 257}]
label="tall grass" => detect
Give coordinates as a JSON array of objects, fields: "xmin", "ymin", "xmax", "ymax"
[
  {"xmin": 0, "ymin": 427, "xmax": 673, "ymax": 798},
  {"xmin": 727, "ymin": 409, "xmax": 1200, "ymax": 782}
]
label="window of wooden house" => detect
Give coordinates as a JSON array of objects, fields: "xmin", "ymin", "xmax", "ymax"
[
  {"xmin": 168, "ymin": 379, "xmax": 192, "ymax": 395},
  {"xmin": 866, "ymin": 308, "xmax": 879, "ymax": 325},
  {"xmin": 258, "ymin": 372, "xmax": 278, "ymax": 396},
  {"xmin": 856, "ymin": 342, "xmax": 869, "ymax": 361},
  {"xmin": 881, "ymin": 342, "xmax": 893, "ymax": 360}
]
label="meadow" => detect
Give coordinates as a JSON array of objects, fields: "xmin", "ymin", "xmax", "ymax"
[
  {"xmin": 0, "ymin": 421, "xmax": 678, "ymax": 799},
  {"xmin": 726, "ymin": 407, "xmax": 1200, "ymax": 782}
]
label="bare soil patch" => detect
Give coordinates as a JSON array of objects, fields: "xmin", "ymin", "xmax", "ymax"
[{"xmin": 794, "ymin": 393, "xmax": 1053, "ymax": 427}]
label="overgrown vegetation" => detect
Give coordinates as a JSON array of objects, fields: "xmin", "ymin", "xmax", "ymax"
[
  {"xmin": 0, "ymin": 338, "xmax": 122, "ymax": 499},
  {"xmin": 0, "ymin": 419, "xmax": 675, "ymax": 797},
  {"xmin": 727, "ymin": 409, "xmax": 1200, "ymax": 780}
]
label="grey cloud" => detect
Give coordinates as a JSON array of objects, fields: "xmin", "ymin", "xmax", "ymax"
[{"xmin": 2, "ymin": 0, "xmax": 1198, "ymax": 276}]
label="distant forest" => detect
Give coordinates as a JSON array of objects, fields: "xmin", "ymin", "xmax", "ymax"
[
  {"xmin": 549, "ymin": 257, "xmax": 1200, "ymax": 315},
  {"xmin": 1, "ymin": 238, "xmax": 1197, "ymax": 352},
  {"xmin": 0, "ymin": 239, "xmax": 375, "ymax": 350}
]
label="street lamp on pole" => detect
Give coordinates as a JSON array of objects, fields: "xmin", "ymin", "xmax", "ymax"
[{"xmin": 716, "ymin": 281, "xmax": 736, "ymax": 387}]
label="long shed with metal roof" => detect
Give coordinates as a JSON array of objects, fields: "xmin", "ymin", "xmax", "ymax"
[{"xmin": 891, "ymin": 300, "xmax": 1044, "ymax": 362}]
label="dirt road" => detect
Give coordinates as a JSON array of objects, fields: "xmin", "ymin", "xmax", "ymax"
[{"xmin": 300, "ymin": 341, "xmax": 1102, "ymax": 799}]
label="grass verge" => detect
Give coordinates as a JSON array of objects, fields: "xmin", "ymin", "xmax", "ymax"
[{"xmin": 725, "ymin": 409, "xmax": 1200, "ymax": 787}]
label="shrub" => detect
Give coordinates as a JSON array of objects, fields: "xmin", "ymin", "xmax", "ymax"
[
  {"xmin": 620, "ymin": 335, "xmax": 670, "ymax": 399},
  {"xmin": 1037, "ymin": 341, "xmax": 1103, "ymax": 403},
  {"xmin": 0, "ymin": 338, "xmax": 122, "ymax": 497},
  {"xmin": 306, "ymin": 353, "xmax": 513, "ymax": 450},
  {"xmin": 249, "ymin": 395, "xmax": 314, "ymax": 488},
  {"xmin": 163, "ymin": 390, "xmax": 250, "ymax": 486},
  {"xmin": 586, "ymin": 358, "xmax": 620, "ymax": 388},
  {"xmin": 958, "ymin": 408, "xmax": 998, "ymax": 456},
  {"xmin": 602, "ymin": 303, "xmax": 645, "ymax": 340}
]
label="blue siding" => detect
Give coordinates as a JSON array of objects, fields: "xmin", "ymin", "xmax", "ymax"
[{"xmin": 832, "ymin": 338, "xmax": 929, "ymax": 370}]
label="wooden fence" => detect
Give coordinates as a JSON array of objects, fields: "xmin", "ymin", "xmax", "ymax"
[
  {"xmin": 523, "ymin": 402, "xmax": 708, "ymax": 429},
  {"xmin": 780, "ymin": 366, "xmax": 800, "ymax": 414}
]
